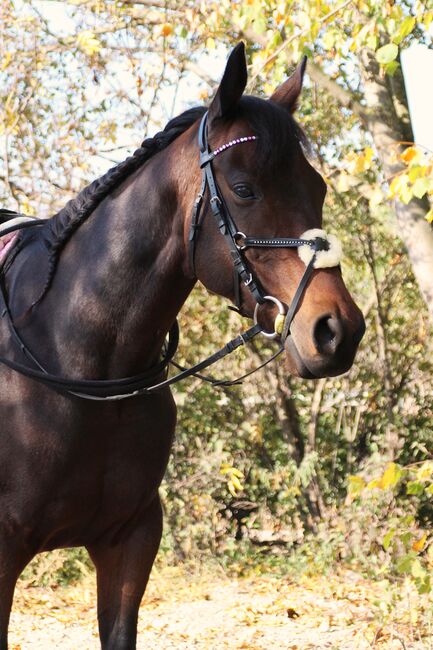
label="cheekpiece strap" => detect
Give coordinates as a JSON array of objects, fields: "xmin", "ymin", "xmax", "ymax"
[{"xmin": 195, "ymin": 112, "xmax": 264, "ymax": 308}]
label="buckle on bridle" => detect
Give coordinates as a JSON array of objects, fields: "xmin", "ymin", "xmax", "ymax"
[{"xmin": 210, "ymin": 195, "xmax": 221, "ymax": 208}]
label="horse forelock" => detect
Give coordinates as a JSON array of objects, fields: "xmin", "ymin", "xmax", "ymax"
[{"xmin": 216, "ymin": 95, "xmax": 310, "ymax": 173}]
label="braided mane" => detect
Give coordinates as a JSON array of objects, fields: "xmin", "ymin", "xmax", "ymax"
[
  {"xmin": 32, "ymin": 106, "xmax": 206, "ymax": 309},
  {"xmin": 29, "ymin": 95, "xmax": 305, "ymax": 311}
]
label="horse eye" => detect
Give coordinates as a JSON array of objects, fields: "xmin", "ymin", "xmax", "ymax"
[{"xmin": 233, "ymin": 184, "xmax": 255, "ymax": 200}]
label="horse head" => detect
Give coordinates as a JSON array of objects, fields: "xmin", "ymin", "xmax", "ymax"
[{"xmin": 190, "ymin": 43, "xmax": 365, "ymax": 378}]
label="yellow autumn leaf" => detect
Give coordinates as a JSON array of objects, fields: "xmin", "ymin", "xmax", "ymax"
[
  {"xmin": 337, "ymin": 171, "xmax": 359, "ymax": 192},
  {"xmin": 348, "ymin": 147, "xmax": 374, "ymax": 174},
  {"xmin": 425, "ymin": 208, "xmax": 433, "ymax": 224},
  {"xmin": 416, "ymin": 461, "xmax": 433, "ymax": 481},
  {"xmin": 347, "ymin": 475, "xmax": 366, "ymax": 496},
  {"xmin": 77, "ymin": 30, "xmax": 102, "ymax": 56},
  {"xmin": 228, "ymin": 482, "xmax": 237, "ymax": 497},
  {"xmin": 1, "ymin": 51, "xmax": 12, "ymax": 71},
  {"xmin": 160, "ymin": 23, "xmax": 173, "ymax": 37},
  {"xmin": 230, "ymin": 475, "xmax": 244, "ymax": 492},
  {"xmin": 381, "ymin": 462, "xmax": 401, "ymax": 489},
  {"xmin": 401, "ymin": 146, "xmax": 421, "ymax": 164},
  {"xmin": 389, "ymin": 173, "xmax": 409, "ymax": 197},
  {"xmin": 20, "ymin": 198, "xmax": 36, "ymax": 216},
  {"xmin": 353, "ymin": 156, "xmax": 366, "ymax": 175},
  {"xmin": 361, "ymin": 146, "xmax": 374, "ymax": 169},
  {"xmin": 412, "ymin": 533, "xmax": 428, "ymax": 553},
  {"xmin": 368, "ymin": 463, "xmax": 401, "ymax": 490},
  {"xmin": 220, "ymin": 464, "xmax": 244, "ymax": 479},
  {"xmin": 367, "ymin": 477, "xmax": 383, "ymax": 490}
]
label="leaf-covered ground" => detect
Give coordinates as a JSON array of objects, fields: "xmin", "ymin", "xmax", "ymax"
[{"xmin": 10, "ymin": 566, "xmax": 431, "ymax": 649}]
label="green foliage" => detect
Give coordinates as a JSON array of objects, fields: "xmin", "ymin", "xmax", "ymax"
[
  {"xmin": 20, "ymin": 548, "xmax": 93, "ymax": 587},
  {"xmin": 3, "ymin": 0, "xmax": 433, "ymax": 604},
  {"xmin": 346, "ymin": 461, "xmax": 433, "ymax": 594}
]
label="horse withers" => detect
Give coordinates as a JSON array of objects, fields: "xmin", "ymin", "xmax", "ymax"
[{"xmin": 0, "ymin": 44, "xmax": 364, "ymax": 649}]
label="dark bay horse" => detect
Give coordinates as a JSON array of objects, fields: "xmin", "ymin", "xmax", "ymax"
[{"xmin": 0, "ymin": 44, "xmax": 364, "ymax": 648}]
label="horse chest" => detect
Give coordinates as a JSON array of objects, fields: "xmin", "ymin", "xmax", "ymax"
[{"xmin": 0, "ymin": 385, "xmax": 176, "ymax": 548}]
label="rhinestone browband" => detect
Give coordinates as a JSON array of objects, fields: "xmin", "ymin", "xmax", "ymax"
[{"xmin": 212, "ymin": 136, "xmax": 258, "ymax": 157}]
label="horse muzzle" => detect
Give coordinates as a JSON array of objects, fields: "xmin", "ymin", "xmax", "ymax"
[{"xmin": 284, "ymin": 308, "xmax": 366, "ymax": 378}]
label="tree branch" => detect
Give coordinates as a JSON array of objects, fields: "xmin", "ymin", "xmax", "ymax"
[
  {"xmin": 307, "ymin": 63, "xmax": 368, "ymax": 123},
  {"xmin": 242, "ymin": 22, "xmax": 367, "ymax": 123},
  {"xmin": 183, "ymin": 61, "xmax": 217, "ymax": 88}
]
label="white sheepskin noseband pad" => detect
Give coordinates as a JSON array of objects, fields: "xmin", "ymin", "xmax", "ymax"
[{"xmin": 297, "ymin": 229, "xmax": 342, "ymax": 269}]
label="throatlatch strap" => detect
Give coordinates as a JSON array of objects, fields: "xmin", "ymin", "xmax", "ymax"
[{"xmin": 188, "ymin": 172, "xmax": 206, "ymax": 274}]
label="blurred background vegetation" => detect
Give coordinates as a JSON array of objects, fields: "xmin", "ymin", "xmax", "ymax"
[{"xmin": 2, "ymin": 0, "xmax": 432, "ymax": 625}]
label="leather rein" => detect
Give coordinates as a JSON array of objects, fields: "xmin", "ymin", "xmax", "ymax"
[{"xmin": 0, "ymin": 112, "xmax": 330, "ymax": 401}]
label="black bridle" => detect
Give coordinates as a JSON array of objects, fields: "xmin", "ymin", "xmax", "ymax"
[
  {"xmin": 0, "ymin": 112, "xmax": 329, "ymax": 401},
  {"xmin": 189, "ymin": 112, "xmax": 329, "ymax": 340}
]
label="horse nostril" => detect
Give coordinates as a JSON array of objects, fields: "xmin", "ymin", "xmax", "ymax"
[{"xmin": 313, "ymin": 315, "xmax": 343, "ymax": 355}]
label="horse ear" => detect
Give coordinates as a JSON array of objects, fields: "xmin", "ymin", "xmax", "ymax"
[
  {"xmin": 270, "ymin": 56, "xmax": 307, "ymax": 113},
  {"xmin": 208, "ymin": 42, "xmax": 247, "ymax": 123}
]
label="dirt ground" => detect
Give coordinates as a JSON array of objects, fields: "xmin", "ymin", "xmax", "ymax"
[{"xmin": 9, "ymin": 565, "xmax": 432, "ymax": 649}]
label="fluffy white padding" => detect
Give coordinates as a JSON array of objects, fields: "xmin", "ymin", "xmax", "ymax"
[{"xmin": 297, "ymin": 229, "xmax": 343, "ymax": 269}]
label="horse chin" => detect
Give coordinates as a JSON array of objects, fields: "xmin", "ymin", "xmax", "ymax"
[
  {"xmin": 284, "ymin": 335, "xmax": 356, "ymax": 379},
  {"xmin": 283, "ymin": 336, "xmax": 316, "ymax": 379}
]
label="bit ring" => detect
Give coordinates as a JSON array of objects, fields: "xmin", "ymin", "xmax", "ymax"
[
  {"xmin": 253, "ymin": 295, "xmax": 286, "ymax": 339},
  {"xmin": 234, "ymin": 231, "xmax": 247, "ymax": 251}
]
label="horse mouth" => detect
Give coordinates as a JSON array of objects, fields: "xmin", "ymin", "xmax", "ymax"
[
  {"xmin": 283, "ymin": 335, "xmax": 316, "ymax": 379},
  {"xmin": 283, "ymin": 334, "xmax": 354, "ymax": 379}
]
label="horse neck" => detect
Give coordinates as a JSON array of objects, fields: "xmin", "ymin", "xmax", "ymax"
[{"xmin": 17, "ymin": 139, "xmax": 198, "ymax": 377}]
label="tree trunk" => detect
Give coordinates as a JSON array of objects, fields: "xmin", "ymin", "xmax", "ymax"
[{"xmin": 359, "ymin": 49, "xmax": 433, "ymax": 325}]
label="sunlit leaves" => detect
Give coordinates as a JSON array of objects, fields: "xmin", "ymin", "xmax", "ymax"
[
  {"xmin": 389, "ymin": 173, "xmax": 412, "ymax": 204},
  {"xmin": 400, "ymin": 146, "xmax": 421, "ymax": 165},
  {"xmin": 2, "ymin": 1, "xmax": 433, "ymax": 599},
  {"xmin": 350, "ymin": 147, "xmax": 375, "ymax": 174},
  {"xmin": 159, "ymin": 23, "xmax": 173, "ymax": 38},
  {"xmin": 220, "ymin": 463, "xmax": 245, "ymax": 497},
  {"xmin": 336, "ymin": 147, "xmax": 385, "ymax": 207},
  {"xmin": 1, "ymin": 51, "xmax": 12, "ymax": 71},
  {"xmin": 347, "ymin": 461, "xmax": 433, "ymax": 595},
  {"xmin": 392, "ymin": 16, "xmax": 416, "ymax": 45},
  {"xmin": 375, "ymin": 43, "xmax": 398, "ymax": 64},
  {"xmin": 76, "ymin": 30, "xmax": 102, "ymax": 56},
  {"xmin": 388, "ymin": 146, "xmax": 433, "ymax": 205},
  {"xmin": 412, "ymin": 532, "xmax": 428, "ymax": 553},
  {"xmin": 347, "ymin": 474, "xmax": 366, "ymax": 497},
  {"xmin": 367, "ymin": 462, "xmax": 402, "ymax": 490}
]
